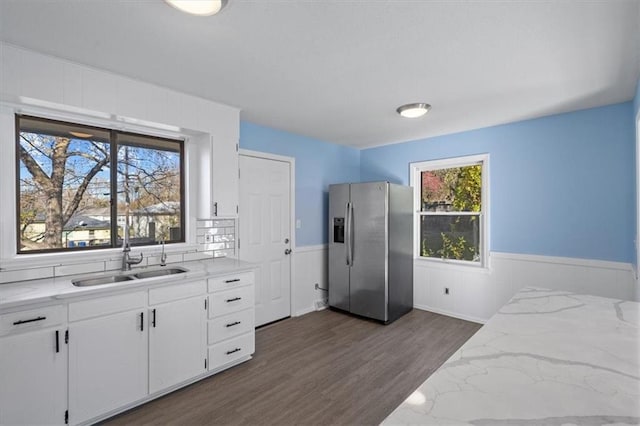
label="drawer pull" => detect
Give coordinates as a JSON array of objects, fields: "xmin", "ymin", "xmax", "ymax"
[
  {"xmin": 13, "ymin": 316, "xmax": 46, "ymax": 325},
  {"xmin": 226, "ymin": 348, "xmax": 241, "ymax": 355},
  {"xmin": 226, "ymin": 297, "xmax": 242, "ymax": 303},
  {"xmin": 224, "ymin": 278, "xmax": 241, "ymax": 283},
  {"xmin": 225, "ymin": 321, "xmax": 241, "ymax": 328}
]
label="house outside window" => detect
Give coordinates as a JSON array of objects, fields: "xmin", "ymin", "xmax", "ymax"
[
  {"xmin": 16, "ymin": 115, "xmax": 185, "ymax": 254},
  {"xmin": 410, "ymin": 154, "xmax": 489, "ymax": 267}
]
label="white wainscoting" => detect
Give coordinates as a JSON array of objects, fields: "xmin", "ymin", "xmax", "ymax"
[
  {"xmin": 415, "ymin": 252, "xmax": 637, "ymax": 324},
  {"xmin": 292, "ymin": 246, "xmax": 636, "ymax": 324},
  {"xmin": 292, "ymin": 245, "xmax": 328, "ymax": 317}
]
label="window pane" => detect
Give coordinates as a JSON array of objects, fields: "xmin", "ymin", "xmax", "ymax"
[
  {"xmin": 18, "ymin": 119, "xmax": 111, "ymax": 252},
  {"xmin": 421, "ymin": 165, "xmax": 482, "ymax": 212},
  {"xmin": 420, "ymin": 215, "xmax": 480, "ymax": 262},
  {"xmin": 117, "ymin": 140, "xmax": 182, "ymax": 246}
]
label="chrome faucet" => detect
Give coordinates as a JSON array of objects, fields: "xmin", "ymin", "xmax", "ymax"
[
  {"xmin": 122, "ymin": 241, "xmax": 144, "ymax": 271},
  {"xmin": 160, "ymin": 239, "xmax": 167, "ymax": 267}
]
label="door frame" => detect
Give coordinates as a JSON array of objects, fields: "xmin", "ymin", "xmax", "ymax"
[{"xmin": 238, "ymin": 149, "xmax": 297, "ymax": 319}]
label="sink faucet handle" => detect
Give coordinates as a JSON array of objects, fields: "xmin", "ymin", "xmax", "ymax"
[{"xmin": 160, "ymin": 239, "xmax": 167, "ymax": 266}]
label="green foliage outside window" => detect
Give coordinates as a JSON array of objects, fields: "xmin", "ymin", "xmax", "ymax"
[{"xmin": 420, "ymin": 164, "xmax": 482, "ymax": 262}]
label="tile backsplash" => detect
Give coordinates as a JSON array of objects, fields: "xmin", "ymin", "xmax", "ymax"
[
  {"xmin": 196, "ymin": 218, "xmax": 237, "ymax": 259},
  {"xmin": 0, "ymin": 217, "xmax": 236, "ymax": 284}
]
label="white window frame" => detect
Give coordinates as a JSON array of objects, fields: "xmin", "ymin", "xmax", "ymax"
[{"xmin": 410, "ymin": 153, "xmax": 489, "ymax": 269}]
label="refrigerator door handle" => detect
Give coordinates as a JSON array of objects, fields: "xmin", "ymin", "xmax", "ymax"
[
  {"xmin": 345, "ymin": 202, "xmax": 351, "ymax": 265},
  {"xmin": 348, "ymin": 201, "xmax": 354, "ymax": 266}
]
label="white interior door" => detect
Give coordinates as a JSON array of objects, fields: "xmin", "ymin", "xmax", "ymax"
[{"xmin": 239, "ymin": 154, "xmax": 292, "ymax": 326}]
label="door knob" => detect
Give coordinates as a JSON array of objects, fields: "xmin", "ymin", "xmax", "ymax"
[
  {"xmin": 284, "ymin": 249, "xmax": 292, "ymax": 255},
  {"xmin": 284, "ymin": 238, "xmax": 289, "ymax": 243}
]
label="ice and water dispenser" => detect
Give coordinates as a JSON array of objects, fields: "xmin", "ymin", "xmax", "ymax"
[{"xmin": 333, "ymin": 217, "xmax": 345, "ymax": 243}]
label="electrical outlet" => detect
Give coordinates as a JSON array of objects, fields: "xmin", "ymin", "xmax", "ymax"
[{"xmin": 444, "ymin": 287, "xmax": 450, "ymax": 295}]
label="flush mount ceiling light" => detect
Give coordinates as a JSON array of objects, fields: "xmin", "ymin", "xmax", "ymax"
[
  {"xmin": 165, "ymin": 0, "xmax": 228, "ymax": 16},
  {"xmin": 396, "ymin": 103, "xmax": 431, "ymax": 118},
  {"xmin": 69, "ymin": 131, "xmax": 93, "ymax": 139}
]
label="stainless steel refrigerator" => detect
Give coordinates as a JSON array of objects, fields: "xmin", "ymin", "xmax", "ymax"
[{"xmin": 328, "ymin": 182, "xmax": 413, "ymax": 324}]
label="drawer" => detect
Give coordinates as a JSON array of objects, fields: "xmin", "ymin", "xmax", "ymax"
[
  {"xmin": 208, "ymin": 332, "xmax": 255, "ymax": 371},
  {"xmin": 69, "ymin": 291, "xmax": 146, "ymax": 322},
  {"xmin": 208, "ymin": 271, "xmax": 254, "ymax": 292},
  {"xmin": 149, "ymin": 280, "xmax": 205, "ymax": 305},
  {"xmin": 209, "ymin": 285, "xmax": 254, "ymax": 319},
  {"xmin": 0, "ymin": 304, "xmax": 67, "ymax": 336},
  {"xmin": 208, "ymin": 308, "xmax": 254, "ymax": 345}
]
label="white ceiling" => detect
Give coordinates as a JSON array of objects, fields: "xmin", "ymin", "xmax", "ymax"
[{"xmin": 1, "ymin": 0, "xmax": 639, "ymax": 148}]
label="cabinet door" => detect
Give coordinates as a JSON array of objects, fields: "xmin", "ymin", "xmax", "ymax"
[
  {"xmin": 69, "ymin": 310, "xmax": 147, "ymax": 425},
  {"xmin": 0, "ymin": 328, "xmax": 67, "ymax": 425},
  {"xmin": 149, "ymin": 296, "xmax": 207, "ymax": 394},
  {"xmin": 211, "ymin": 134, "xmax": 239, "ymax": 217}
]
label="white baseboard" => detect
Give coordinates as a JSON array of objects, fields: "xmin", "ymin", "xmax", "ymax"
[
  {"xmin": 414, "ymin": 304, "xmax": 486, "ymax": 325},
  {"xmin": 293, "ymin": 305, "xmax": 316, "ymax": 317}
]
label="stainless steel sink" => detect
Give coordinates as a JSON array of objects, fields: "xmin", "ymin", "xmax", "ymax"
[
  {"xmin": 71, "ymin": 267, "xmax": 188, "ymax": 287},
  {"xmin": 72, "ymin": 274, "xmax": 136, "ymax": 287},
  {"xmin": 133, "ymin": 267, "xmax": 188, "ymax": 279}
]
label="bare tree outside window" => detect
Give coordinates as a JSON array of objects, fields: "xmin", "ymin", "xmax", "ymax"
[{"xmin": 16, "ymin": 116, "xmax": 184, "ymax": 253}]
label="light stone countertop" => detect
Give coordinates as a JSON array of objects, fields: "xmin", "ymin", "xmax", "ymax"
[
  {"xmin": 383, "ymin": 287, "xmax": 640, "ymax": 426},
  {"xmin": 0, "ymin": 257, "xmax": 256, "ymax": 311}
]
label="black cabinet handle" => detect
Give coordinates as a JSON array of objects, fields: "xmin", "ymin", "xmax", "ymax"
[
  {"xmin": 224, "ymin": 278, "xmax": 240, "ymax": 283},
  {"xmin": 55, "ymin": 330, "xmax": 60, "ymax": 353},
  {"xmin": 152, "ymin": 309, "xmax": 156, "ymax": 328},
  {"xmin": 140, "ymin": 312, "xmax": 144, "ymax": 332},
  {"xmin": 225, "ymin": 321, "xmax": 241, "ymax": 328},
  {"xmin": 225, "ymin": 297, "xmax": 242, "ymax": 303},
  {"xmin": 226, "ymin": 348, "xmax": 241, "ymax": 355},
  {"xmin": 13, "ymin": 316, "xmax": 46, "ymax": 325}
]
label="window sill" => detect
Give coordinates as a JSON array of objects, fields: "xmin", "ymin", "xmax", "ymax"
[{"xmin": 413, "ymin": 256, "xmax": 492, "ymax": 274}]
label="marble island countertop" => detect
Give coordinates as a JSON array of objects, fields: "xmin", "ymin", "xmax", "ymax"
[
  {"xmin": 383, "ymin": 287, "xmax": 640, "ymax": 426},
  {"xmin": 0, "ymin": 257, "xmax": 256, "ymax": 311}
]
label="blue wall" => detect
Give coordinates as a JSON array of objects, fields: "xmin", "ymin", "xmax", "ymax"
[
  {"xmin": 239, "ymin": 122, "xmax": 360, "ymax": 246},
  {"xmin": 361, "ymin": 103, "xmax": 636, "ymax": 263}
]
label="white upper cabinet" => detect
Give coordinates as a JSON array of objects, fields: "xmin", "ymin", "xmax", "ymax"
[{"xmin": 211, "ymin": 134, "xmax": 239, "ymax": 217}]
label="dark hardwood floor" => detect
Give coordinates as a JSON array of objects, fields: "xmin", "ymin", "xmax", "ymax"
[{"xmin": 103, "ymin": 309, "xmax": 481, "ymax": 425}]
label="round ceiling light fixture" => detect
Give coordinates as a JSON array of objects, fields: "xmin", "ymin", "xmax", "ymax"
[
  {"xmin": 396, "ymin": 103, "xmax": 431, "ymax": 118},
  {"xmin": 69, "ymin": 131, "xmax": 94, "ymax": 139},
  {"xmin": 165, "ymin": 0, "xmax": 228, "ymax": 16}
]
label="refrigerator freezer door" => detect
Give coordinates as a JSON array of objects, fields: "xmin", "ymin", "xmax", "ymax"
[
  {"xmin": 328, "ymin": 184, "xmax": 351, "ymax": 311},
  {"xmin": 349, "ymin": 182, "xmax": 388, "ymax": 322}
]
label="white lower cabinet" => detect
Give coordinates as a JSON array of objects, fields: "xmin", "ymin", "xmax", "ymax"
[
  {"xmin": 208, "ymin": 331, "xmax": 255, "ymax": 370},
  {"xmin": 68, "ymin": 308, "xmax": 148, "ymax": 425},
  {"xmin": 207, "ymin": 272, "xmax": 256, "ymax": 372},
  {"xmin": 0, "ymin": 269, "xmax": 256, "ymax": 425},
  {"xmin": 0, "ymin": 325, "xmax": 67, "ymax": 425},
  {"xmin": 149, "ymin": 295, "xmax": 207, "ymax": 393}
]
